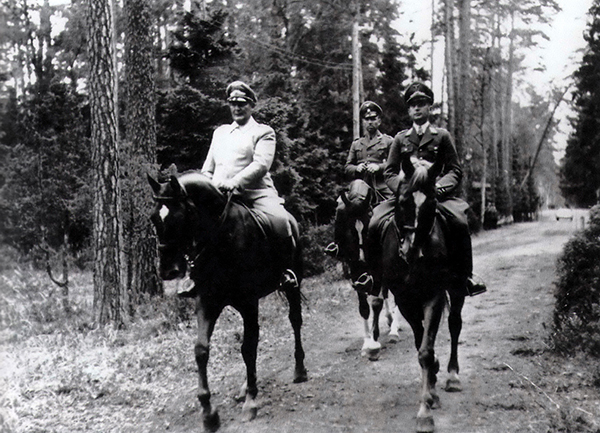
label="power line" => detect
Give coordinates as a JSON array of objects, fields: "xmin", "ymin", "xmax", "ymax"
[{"xmin": 238, "ymin": 36, "xmax": 353, "ymax": 71}]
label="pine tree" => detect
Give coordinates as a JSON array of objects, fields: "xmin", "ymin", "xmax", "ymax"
[
  {"xmin": 560, "ymin": 0, "xmax": 600, "ymax": 207},
  {"xmin": 88, "ymin": 0, "xmax": 127, "ymax": 325}
]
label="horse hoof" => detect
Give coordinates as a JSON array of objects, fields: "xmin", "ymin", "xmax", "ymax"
[
  {"xmin": 242, "ymin": 401, "xmax": 258, "ymax": 422},
  {"xmin": 361, "ymin": 347, "xmax": 381, "ymax": 361},
  {"xmin": 388, "ymin": 331, "xmax": 400, "ymax": 343},
  {"xmin": 361, "ymin": 340, "xmax": 381, "ymax": 361},
  {"xmin": 445, "ymin": 376, "xmax": 462, "ymax": 392},
  {"xmin": 416, "ymin": 415, "xmax": 435, "ymax": 433},
  {"xmin": 203, "ymin": 410, "xmax": 221, "ymax": 432},
  {"xmin": 293, "ymin": 367, "xmax": 308, "ymax": 383}
]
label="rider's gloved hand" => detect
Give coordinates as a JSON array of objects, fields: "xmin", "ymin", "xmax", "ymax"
[
  {"xmin": 215, "ymin": 179, "xmax": 239, "ymax": 193},
  {"xmin": 356, "ymin": 162, "xmax": 368, "ymax": 173},
  {"xmin": 435, "ymin": 184, "xmax": 447, "ymax": 199},
  {"xmin": 366, "ymin": 163, "xmax": 380, "ymax": 174}
]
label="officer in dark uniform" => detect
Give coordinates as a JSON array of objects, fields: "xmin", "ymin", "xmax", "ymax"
[
  {"xmin": 363, "ymin": 82, "xmax": 486, "ymax": 296},
  {"xmin": 326, "ymin": 101, "xmax": 394, "ymax": 256}
]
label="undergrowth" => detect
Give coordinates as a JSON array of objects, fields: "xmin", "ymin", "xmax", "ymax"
[
  {"xmin": 552, "ymin": 205, "xmax": 600, "ymax": 357},
  {"xmin": 0, "ymin": 261, "xmax": 344, "ymax": 433}
]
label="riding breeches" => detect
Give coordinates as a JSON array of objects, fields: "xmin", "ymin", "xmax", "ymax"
[{"xmin": 248, "ymin": 192, "xmax": 293, "ymax": 239}]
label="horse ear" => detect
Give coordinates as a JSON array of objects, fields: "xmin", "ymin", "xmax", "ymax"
[
  {"xmin": 402, "ymin": 157, "xmax": 415, "ymax": 178},
  {"xmin": 148, "ymin": 174, "xmax": 161, "ymax": 195},
  {"xmin": 341, "ymin": 191, "xmax": 351, "ymax": 207},
  {"xmin": 169, "ymin": 175, "xmax": 186, "ymax": 198}
]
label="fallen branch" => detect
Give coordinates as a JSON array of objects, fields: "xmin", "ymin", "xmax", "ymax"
[{"xmin": 504, "ymin": 362, "xmax": 560, "ymax": 410}]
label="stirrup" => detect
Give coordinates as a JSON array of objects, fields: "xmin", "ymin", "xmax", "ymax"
[
  {"xmin": 324, "ymin": 242, "xmax": 339, "ymax": 257},
  {"xmin": 352, "ymin": 272, "xmax": 374, "ymax": 294},
  {"xmin": 466, "ymin": 275, "xmax": 487, "ymax": 296},
  {"xmin": 281, "ymin": 269, "xmax": 299, "ymax": 289}
]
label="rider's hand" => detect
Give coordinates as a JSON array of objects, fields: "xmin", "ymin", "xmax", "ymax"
[
  {"xmin": 366, "ymin": 163, "xmax": 379, "ymax": 174},
  {"xmin": 215, "ymin": 179, "xmax": 239, "ymax": 193},
  {"xmin": 435, "ymin": 184, "xmax": 447, "ymax": 198},
  {"xmin": 356, "ymin": 163, "xmax": 367, "ymax": 173}
]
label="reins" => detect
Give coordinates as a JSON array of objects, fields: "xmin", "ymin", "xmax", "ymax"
[
  {"xmin": 184, "ymin": 189, "xmax": 267, "ymax": 266},
  {"xmin": 187, "ymin": 190, "xmax": 236, "ymax": 264}
]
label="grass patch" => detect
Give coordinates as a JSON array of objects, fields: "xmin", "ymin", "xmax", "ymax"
[{"xmin": 0, "ymin": 262, "xmax": 348, "ymax": 433}]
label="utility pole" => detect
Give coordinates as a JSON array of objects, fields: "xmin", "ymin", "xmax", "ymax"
[
  {"xmin": 352, "ymin": 0, "xmax": 362, "ymax": 140},
  {"xmin": 430, "ymin": 0, "xmax": 435, "ymax": 89}
]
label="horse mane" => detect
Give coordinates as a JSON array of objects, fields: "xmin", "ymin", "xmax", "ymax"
[
  {"xmin": 404, "ymin": 157, "xmax": 435, "ymax": 197},
  {"xmin": 408, "ymin": 165, "xmax": 430, "ymax": 193},
  {"xmin": 176, "ymin": 171, "xmax": 228, "ymax": 215}
]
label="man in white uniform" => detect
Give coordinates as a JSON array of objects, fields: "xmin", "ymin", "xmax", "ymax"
[{"xmin": 201, "ymin": 81, "xmax": 298, "ymax": 288}]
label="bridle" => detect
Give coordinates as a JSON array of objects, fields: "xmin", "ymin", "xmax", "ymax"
[{"xmin": 153, "ymin": 189, "xmax": 237, "ymax": 269}]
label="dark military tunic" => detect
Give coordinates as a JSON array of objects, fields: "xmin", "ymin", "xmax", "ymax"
[
  {"xmin": 367, "ymin": 124, "xmax": 472, "ymax": 279},
  {"xmin": 384, "ymin": 125, "xmax": 462, "ymax": 199},
  {"xmin": 345, "ymin": 131, "xmax": 394, "ymax": 200}
]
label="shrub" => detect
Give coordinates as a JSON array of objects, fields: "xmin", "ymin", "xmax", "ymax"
[
  {"xmin": 299, "ymin": 223, "xmax": 337, "ymax": 278},
  {"xmin": 552, "ymin": 205, "xmax": 600, "ymax": 356}
]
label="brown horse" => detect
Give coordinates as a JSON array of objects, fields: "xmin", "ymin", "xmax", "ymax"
[
  {"xmin": 378, "ymin": 157, "xmax": 465, "ymax": 433},
  {"xmin": 329, "ymin": 179, "xmax": 402, "ymax": 360},
  {"xmin": 149, "ymin": 171, "xmax": 307, "ymax": 432}
]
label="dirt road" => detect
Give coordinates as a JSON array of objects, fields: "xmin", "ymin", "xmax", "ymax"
[{"xmin": 153, "ymin": 209, "xmax": 599, "ymax": 433}]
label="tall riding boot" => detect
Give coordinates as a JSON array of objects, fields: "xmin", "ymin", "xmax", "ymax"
[
  {"xmin": 280, "ymin": 236, "xmax": 299, "ymax": 289},
  {"xmin": 455, "ymin": 231, "xmax": 486, "ymax": 296}
]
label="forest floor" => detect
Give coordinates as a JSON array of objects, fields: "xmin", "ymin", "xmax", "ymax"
[{"xmin": 1, "ymin": 210, "xmax": 600, "ymax": 433}]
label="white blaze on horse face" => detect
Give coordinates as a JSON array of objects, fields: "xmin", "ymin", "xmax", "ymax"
[
  {"xmin": 355, "ymin": 219, "xmax": 365, "ymax": 262},
  {"xmin": 413, "ymin": 190, "xmax": 427, "ymax": 219},
  {"xmin": 159, "ymin": 205, "xmax": 170, "ymax": 221}
]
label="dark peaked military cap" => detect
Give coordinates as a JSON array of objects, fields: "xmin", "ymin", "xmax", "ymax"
[
  {"xmin": 226, "ymin": 81, "xmax": 257, "ymax": 105},
  {"xmin": 360, "ymin": 101, "xmax": 383, "ymax": 119},
  {"xmin": 404, "ymin": 82, "xmax": 434, "ymax": 105}
]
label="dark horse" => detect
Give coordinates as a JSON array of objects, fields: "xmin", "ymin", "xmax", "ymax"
[
  {"xmin": 148, "ymin": 171, "xmax": 308, "ymax": 432},
  {"xmin": 330, "ymin": 179, "xmax": 401, "ymax": 359},
  {"xmin": 378, "ymin": 157, "xmax": 465, "ymax": 433}
]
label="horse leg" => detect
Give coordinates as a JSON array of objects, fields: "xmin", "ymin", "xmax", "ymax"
[
  {"xmin": 383, "ymin": 289, "xmax": 402, "ymax": 341},
  {"xmin": 356, "ymin": 292, "xmax": 372, "ymax": 351},
  {"xmin": 397, "ymin": 298, "xmax": 424, "ymax": 351},
  {"xmin": 239, "ymin": 300, "xmax": 260, "ymax": 422},
  {"xmin": 362, "ymin": 295, "xmax": 383, "ymax": 360},
  {"xmin": 284, "ymin": 285, "xmax": 308, "ymax": 383},
  {"xmin": 195, "ymin": 297, "xmax": 223, "ymax": 432},
  {"xmin": 445, "ymin": 291, "xmax": 465, "ymax": 392},
  {"xmin": 416, "ymin": 295, "xmax": 445, "ymax": 433}
]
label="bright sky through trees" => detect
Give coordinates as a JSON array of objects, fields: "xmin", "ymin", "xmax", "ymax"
[{"xmin": 394, "ymin": 0, "xmax": 593, "ymax": 161}]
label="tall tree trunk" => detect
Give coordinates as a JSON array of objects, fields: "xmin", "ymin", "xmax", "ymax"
[
  {"xmin": 479, "ymin": 49, "xmax": 490, "ymax": 224},
  {"xmin": 88, "ymin": 0, "xmax": 127, "ymax": 326},
  {"xmin": 501, "ymin": 11, "xmax": 515, "ymax": 218},
  {"xmin": 490, "ymin": 14, "xmax": 500, "ymax": 209},
  {"xmin": 352, "ymin": 0, "xmax": 362, "ymax": 140},
  {"xmin": 444, "ymin": 0, "xmax": 456, "ymax": 135},
  {"xmin": 456, "ymin": 0, "xmax": 472, "ymax": 197},
  {"xmin": 124, "ymin": 0, "xmax": 163, "ymax": 307}
]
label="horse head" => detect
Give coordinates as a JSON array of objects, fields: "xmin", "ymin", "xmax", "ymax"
[
  {"xmin": 395, "ymin": 156, "xmax": 440, "ymax": 266},
  {"xmin": 148, "ymin": 171, "xmax": 227, "ymax": 280},
  {"xmin": 338, "ymin": 180, "xmax": 375, "ymax": 280},
  {"xmin": 341, "ymin": 179, "xmax": 375, "ymax": 217}
]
